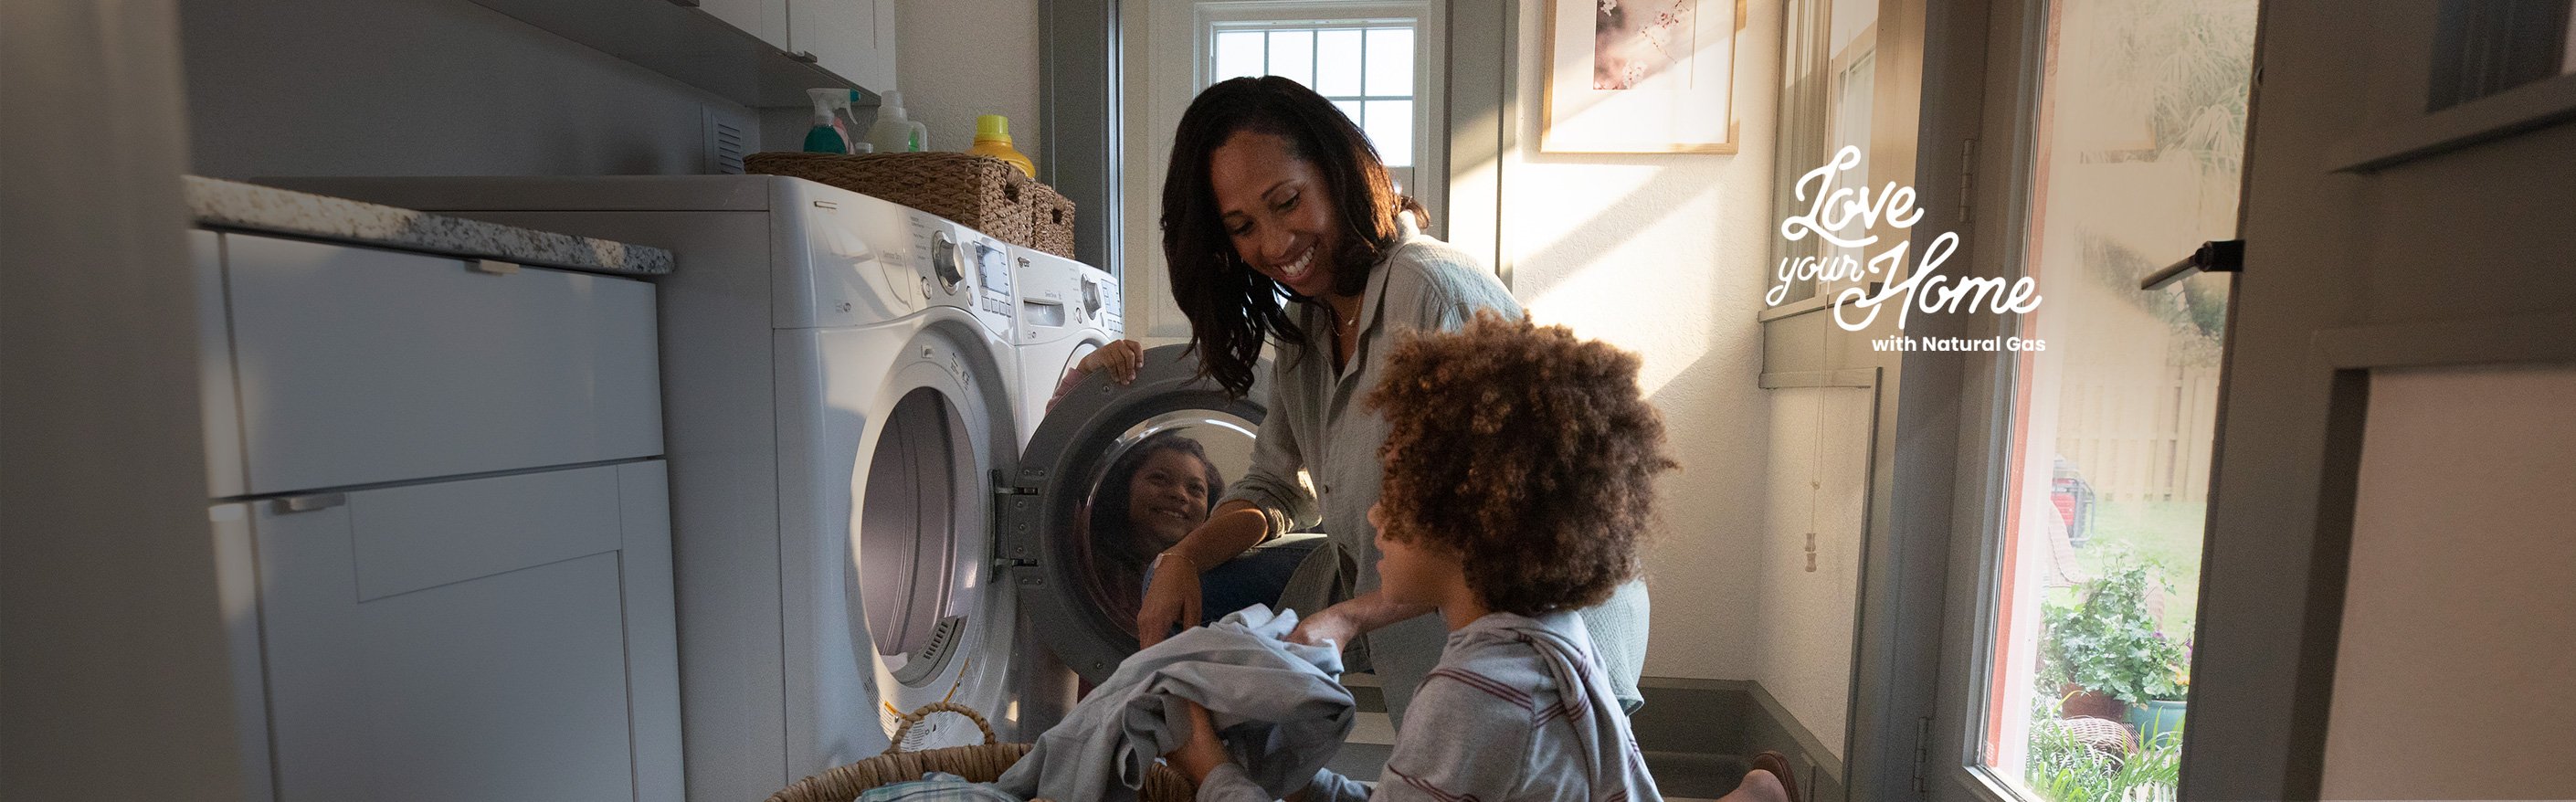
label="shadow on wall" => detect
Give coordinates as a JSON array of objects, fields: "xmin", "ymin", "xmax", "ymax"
[{"xmin": 180, "ymin": 0, "xmax": 732, "ymax": 179}]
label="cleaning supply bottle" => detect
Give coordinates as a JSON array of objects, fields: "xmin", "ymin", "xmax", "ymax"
[
  {"xmin": 803, "ymin": 88, "xmax": 855, "ymax": 154},
  {"xmin": 968, "ymin": 114, "xmax": 1036, "ymax": 178},
  {"xmin": 865, "ymin": 90, "xmax": 930, "ymax": 154}
]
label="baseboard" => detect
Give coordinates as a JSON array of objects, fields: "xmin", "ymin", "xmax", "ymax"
[{"xmin": 1634, "ymin": 676, "xmax": 1851, "ymax": 802}]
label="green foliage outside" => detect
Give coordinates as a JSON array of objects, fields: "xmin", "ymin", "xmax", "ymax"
[
  {"xmin": 2041, "ymin": 552, "xmax": 2191, "ymax": 706},
  {"xmin": 2025, "ymin": 715, "xmax": 2183, "ymax": 802}
]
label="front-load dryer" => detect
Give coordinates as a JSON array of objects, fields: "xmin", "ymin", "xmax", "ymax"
[
  {"xmin": 1004, "ymin": 245, "xmax": 1123, "ymax": 446},
  {"xmin": 273, "ymin": 175, "xmax": 1283, "ymax": 801}
]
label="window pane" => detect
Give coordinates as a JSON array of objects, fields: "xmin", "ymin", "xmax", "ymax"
[
  {"xmin": 1215, "ymin": 30, "xmax": 1267, "ymax": 81},
  {"xmin": 1333, "ymin": 99, "xmax": 1365, "ymax": 127},
  {"xmin": 1977, "ymin": 1, "xmax": 2257, "ymax": 800},
  {"xmin": 1269, "ymin": 30, "xmax": 1315, "ymax": 89},
  {"xmin": 1363, "ymin": 99, "xmax": 1412, "ymax": 166},
  {"xmin": 1365, "ymin": 27, "xmax": 1415, "ymax": 97},
  {"xmin": 1315, "ymin": 29, "xmax": 1365, "ymax": 95}
]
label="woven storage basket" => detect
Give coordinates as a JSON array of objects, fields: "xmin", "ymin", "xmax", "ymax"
[
  {"xmin": 765, "ymin": 702, "xmax": 1197, "ymax": 802},
  {"xmin": 746, "ymin": 152, "xmax": 1078, "ymax": 259}
]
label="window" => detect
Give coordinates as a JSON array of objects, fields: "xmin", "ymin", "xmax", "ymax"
[
  {"xmin": 1969, "ymin": 2, "xmax": 2258, "ymax": 800},
  {"xmin": 1198, "ymin": 3, "xmax": 1438, "ymax": 203}
]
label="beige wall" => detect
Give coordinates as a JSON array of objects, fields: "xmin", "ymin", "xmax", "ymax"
[
  {"xmin": 1504, "ymin": 0, "xmax": 1780, "ymax": 683},
  {"xmin": 2321, "ymin": 363, "xmax": 2576, "ymax": 801},
  {"xmin": 895, "ymin": 0, "xmax": 1044, "ymax": 163}
]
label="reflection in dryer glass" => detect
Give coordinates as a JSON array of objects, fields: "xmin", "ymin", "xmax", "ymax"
[{"xmin": 1073, "ymin": 413, "xmax": 1315, "ymax": 638}]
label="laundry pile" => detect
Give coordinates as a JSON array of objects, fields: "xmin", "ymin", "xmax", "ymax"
[{"xmin": 992, "ymin": 604, "xmax": 1357, "ymax": 802}]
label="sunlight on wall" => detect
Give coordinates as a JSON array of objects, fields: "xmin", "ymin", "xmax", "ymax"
[{"xmin": 1504, "ymin": 0, "xmax": 1781, "ymax": 682}]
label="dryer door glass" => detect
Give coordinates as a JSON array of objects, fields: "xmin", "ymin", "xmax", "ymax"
[{"xmin": 1010, "ymin": 343, "xmax": 1283, "ymax": 682}]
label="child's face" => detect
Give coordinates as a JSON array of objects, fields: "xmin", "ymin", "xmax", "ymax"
[{"xmin": 1369, "ymin": 502, "xmax": 1461, "ymax": 608}]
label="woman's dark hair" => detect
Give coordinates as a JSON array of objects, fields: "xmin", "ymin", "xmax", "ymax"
[
  {"xmin": 1162, "ymin": 76, "xmax": 1427, "ymax": 397},
  {"xmin": 1367, "ymin": 311, "xmax": 1678, "ymax": 616},
  {"xmin": 1083, "ymin": 432, "xmax": 1226, "ymax": 632}
]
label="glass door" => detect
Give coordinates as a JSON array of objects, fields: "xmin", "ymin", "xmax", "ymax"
[{"xmin": 1928, "ymin": 0, "xmax": 2257, "ymax": 799}]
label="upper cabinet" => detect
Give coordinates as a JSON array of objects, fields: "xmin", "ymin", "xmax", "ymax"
[
  {"xmin": 700, "ymin": 0, "xmax": 788, "ymax": 50},
  {"xmin": 465, "ymin": 0, "xmax": 896, "ymax": 108},
  {"xmin": 792, "ymin": 0, "xmax": 897, "ymax": 97}
]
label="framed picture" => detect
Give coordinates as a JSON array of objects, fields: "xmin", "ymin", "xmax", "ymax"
[{"xmin": 1542, "ymin": 0, "xmax": 1743, "ymax": 153}]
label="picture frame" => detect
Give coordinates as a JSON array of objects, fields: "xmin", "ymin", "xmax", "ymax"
[{"xmin": 1541, "ymin": 0, "xmax": 1744, "ymax": 153}]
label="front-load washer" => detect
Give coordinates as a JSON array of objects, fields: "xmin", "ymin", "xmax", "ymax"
[
  {"xmin": 1005, "ymin": 245, "xmax": 1123, "ymax": 445},
  {"xmin": 274, "ymin": 175, "xmax": 1283, "ymax": 801}
]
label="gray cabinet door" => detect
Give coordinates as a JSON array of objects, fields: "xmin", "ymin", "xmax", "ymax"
[
  {"xmin": 218, "ymin": 233, "xmax": 661, "ymax": 494},
  {"xmin": 253, "ymin": 460, "xmax": 681, "ymax": 802}
]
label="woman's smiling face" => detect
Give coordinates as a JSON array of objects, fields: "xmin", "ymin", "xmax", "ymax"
[
  {"xmin": 1126, "ymin": 448, "xmax": 1213, "ymax": 550},
  {"xmin": 1208, "ymin": 131, "xmax": 1345, "ymax": 299}
]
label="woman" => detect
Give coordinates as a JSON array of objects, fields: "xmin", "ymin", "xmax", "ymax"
[
  {"xmin": 1138, "ymin": 76, "xmax": 1651, "ymax": 723},
  {"xmin": 1083, "ymin": 431, "xmax": 1225, "ymax": 632}
]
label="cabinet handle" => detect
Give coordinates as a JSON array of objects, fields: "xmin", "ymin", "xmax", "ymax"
[
  {"xmin": 270, "ymin": 493, "xmax": 347, "ymax": 514},
  {"xmin": 471, "ymin": 259, "xmax": 520, "ymax": 276},
  {"xmin": 789, "ymin": 50, "xmax": 819, "ymax": 63},
  {"xmin": 666, "ymin": 0, "xmax": 702, "ymax": 5}
]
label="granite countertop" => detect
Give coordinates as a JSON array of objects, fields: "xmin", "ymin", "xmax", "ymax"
[{"xmin": 184, "ymin": 175, "xmax": 672, "ymax": 277}]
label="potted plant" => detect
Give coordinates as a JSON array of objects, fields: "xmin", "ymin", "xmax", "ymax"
[{"xmin": 2040, "ymin": 556, "xmax": 2189, "ymax": 727}]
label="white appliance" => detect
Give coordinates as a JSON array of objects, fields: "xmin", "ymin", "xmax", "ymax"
[
  {"xmin": 270, "ymin": 176, "xmax": 1028, "ymax": 800},
  {"xmin": 1006, "ymin": 245, "xmax": 1124, "ymax": 444},
  {"xmin": 276, "ymin": 174, "xmax": 1265, "ymax": 802}
]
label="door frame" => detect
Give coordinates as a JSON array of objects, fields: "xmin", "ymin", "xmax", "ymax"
[{"xmin": 1862, "ymin": 0, "xmax": 2118, "ymax": 798}]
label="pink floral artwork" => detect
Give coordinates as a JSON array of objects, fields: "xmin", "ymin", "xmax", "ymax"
[{"xmin": 1593, "ymin": 0, "xmax": 1694, "ymax": 90}]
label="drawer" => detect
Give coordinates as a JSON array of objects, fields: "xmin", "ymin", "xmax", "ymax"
[{"xmin": 216, "ymin": 234, "xmax": 661, "ymax": 492}]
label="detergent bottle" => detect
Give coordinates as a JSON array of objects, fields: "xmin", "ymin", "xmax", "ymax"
[
  {"xmin": 802, "ymin": 88, "xmax": 855, "ymax": 153},
  {"xmin": 865, "ymin": 90, "xmax": 930, "ymax": 154},
  {"xmin": 968, "ymin": 114, "xmax": 1036, "ymax": 178}
]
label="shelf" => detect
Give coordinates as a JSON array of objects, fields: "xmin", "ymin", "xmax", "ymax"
[{"xmin": 466, "ymin": 0, "xmax": 878, "ymax": 109}]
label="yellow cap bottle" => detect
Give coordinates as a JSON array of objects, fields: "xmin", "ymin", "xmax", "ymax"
[{"xmin": 969, "ymin": 114, "xmax": 1037, "ymax": 179}]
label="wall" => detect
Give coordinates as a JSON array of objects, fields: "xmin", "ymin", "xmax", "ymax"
[
  {"xmin": 892, "ymin": 0, "xmax": 1044, "ymax": 163},
  {"xmin": 3, "ymin": 0, "xmax": 247, "ymax": 797},
  {"xmin": 181, "ymin": 0, "xmax": 739, "ymax": 179},
  {"xmin": 2319, "ymin": 363, "xmax": 2576, "ymax": 800},
  {"xmin": 1502, "ymin": 0, "xmax": 1781, "ymax": 684}
]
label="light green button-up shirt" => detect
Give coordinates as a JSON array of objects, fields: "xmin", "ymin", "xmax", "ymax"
[{"xmin": 1219, "ymin": 221, "xmax": 1649, "ymax": 721}]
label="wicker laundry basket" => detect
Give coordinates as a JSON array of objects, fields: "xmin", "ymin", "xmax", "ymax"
[
  {"xmin": 764, "ymin": 702, "xmax": 1197, "ymax": 802},
  {"xmin": 745, "ymin": 152, "xmax": 1079, "ymax": 259}
]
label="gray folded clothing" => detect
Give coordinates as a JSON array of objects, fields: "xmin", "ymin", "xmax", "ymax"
[{"xmin": 993, "ymin": 605, "xmax": 1355, "ymax": 802}]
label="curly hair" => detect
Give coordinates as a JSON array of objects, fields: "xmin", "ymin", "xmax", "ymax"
[
  {"xmin": 1162, "ymin": 76, "xmax": 1428, "ymax": 398},
  {"xmin": 1366, "ymin": 311, "xmax": 1678, "ymax": 616}
]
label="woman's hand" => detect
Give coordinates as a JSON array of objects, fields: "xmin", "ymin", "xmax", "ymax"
[
  {"xmin": 1077, "ymin": 340, "xmax": 1145, "ymax": 385},
  {"xmin": 1288, "ymin": 591, "xmax": 1434, "ymax": 651},
  {"xmin": 1135, "ymin": 554, "xmax": 1203, "ymax": 648},
  {"xmin": 1286, "ymin": 602, "xmax": 1359, "ymax": 651},
  {"xmin": 1163, "ymin": 699, "xmax": 1230, "ymax": 783}
]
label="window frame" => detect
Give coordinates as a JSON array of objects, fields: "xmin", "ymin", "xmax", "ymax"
[{"xmin": 1193, "ymin": 1, "xmax": 1444, "ymax": 216}]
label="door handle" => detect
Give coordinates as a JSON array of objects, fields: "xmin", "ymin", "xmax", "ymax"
[
  {"xmin": 269, "ymin": 493, "xmax": 347, "ymax": 514},
  {"xmin": 2142, "ymin": 239, "xmax": 2244, "ymax": 290}
]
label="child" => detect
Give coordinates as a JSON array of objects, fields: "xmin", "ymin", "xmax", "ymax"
[{"xmin": 1162, "ymin": 312, "xmax": 1796, "ymax": 802}]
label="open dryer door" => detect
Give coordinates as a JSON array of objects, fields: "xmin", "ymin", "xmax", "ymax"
[{"xmin": 1002, "ymin": 344, "xmax": 1272, "ymax": 683}]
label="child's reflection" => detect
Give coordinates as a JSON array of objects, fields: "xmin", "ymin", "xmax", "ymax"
[{"xmin": 1084, "ymin": 432, "xmax": 1223, "ymax": 633}]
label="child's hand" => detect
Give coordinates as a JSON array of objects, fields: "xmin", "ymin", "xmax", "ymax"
[
  {"xmin": 1076, "ymin": 340, "xmax": 1144, "ymax": 385},
  {"xmin": 1163, "ymin": 699, "xmax": 1230, "ymax": 783}
]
